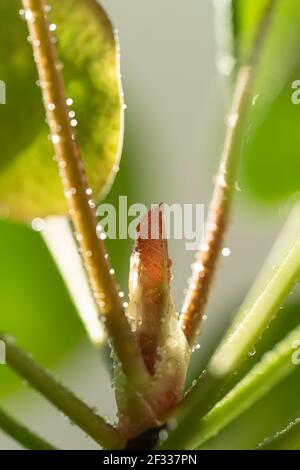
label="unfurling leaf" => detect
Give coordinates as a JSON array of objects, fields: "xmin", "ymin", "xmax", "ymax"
[
  {"xmin": 128, "ymin": 205, "xmax": 172, "ymax": 374},
  {"xmin": 128, "ymin": 206, "xmax": 189, "ymax": 416},
  {"xmin": 0, "ymin": 0, "xmax": 123, "ymax": 221},
  {"xmin": 115, "ymin": 207, "xmax": 189, "ymax": 440}
]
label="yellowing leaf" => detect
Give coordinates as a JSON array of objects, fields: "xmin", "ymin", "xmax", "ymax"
[{"xmin": 0, "ymin": 0, "xmax": 123, "ymax": 221}]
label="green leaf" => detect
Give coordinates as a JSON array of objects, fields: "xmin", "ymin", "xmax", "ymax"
[
  {"xmin": 208, "ymin": 201, "xmax": 300, "ymax": 379},
  {"xmin": 258, "ymin": 418, "xmax": 300, "ymax": 450},
  {"xmin": 193, "ymin": 325, "xmax": 300, "ymax": 449},
  {"xmin": 0, "ymin": 0, "xmax": 123, "ymax": 221},
  {"xmin": 217, "ymin": 0, "xmax": 300, "ymax": 203}
]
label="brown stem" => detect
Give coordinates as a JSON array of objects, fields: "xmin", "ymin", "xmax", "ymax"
[
  {"xmin": 180, "ymin": 0, "xmax": 278, "ymax": 346},
  {"xmin": 22, "ymin": 0, "xmax": 150, "ymax": 388},
  {"xmin": 1, "ymin": 333, "xmax": 124, "ymax": 449}
]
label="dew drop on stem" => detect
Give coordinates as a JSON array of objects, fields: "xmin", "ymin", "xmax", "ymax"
[{"xmin": 248, "ymin": 347, "xmax": 256, "ymax": 357}]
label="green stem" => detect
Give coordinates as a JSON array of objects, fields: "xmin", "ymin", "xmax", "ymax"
[
  {"xmin": 21, "ymin": 0, "xmax": 150, "ymax": 390},
  {"xmin": 208, "ymin": 204, "xmax": 300, "ymax": 379},
  {"xmin": 0, "ymin": 406, "xmax": 56, "ymax": 450},
  {"xmin": 1, "ymin": 334, "xmax": 124, "ymax": 449},
  {"xmin": 192, "ymin": 326, "xmax": 300, "ymax": 449},
  {"xmin": 258, "ymin": 418, "xmax": 300, "ymax": 450},
  {"xmin": 162, "ymin": 201, "xmax": 300, "ymax": 449}
]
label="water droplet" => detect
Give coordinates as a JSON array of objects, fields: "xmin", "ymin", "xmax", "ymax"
[
  {"xmin": 48, "ymin": 103, "xmax": 55, "ymax": 111},
  {"xmin": 70, "ymin": 119, "xmax": 78, "ymax": 127},
  {"xmin": 203, "ymin": 314, "xmax": 208, "ymax": 321},
  {"xmin": 192, "ymin": 343, "xmax": 201, "ymax": 352},
  {"xmin": 65, "ymin": 187, "xmax": 77, "ymax": 198},
  {"xmin": 59, "ymin": 160, "xmax": 67, "ymax": 169},
  {"xmin": 166, "ymin": 357, "xmax": 177, "ymax": 370},
  {"xmin": 109, "ymin": 268, "xmax": 115, "ymax": 275},
  {"xmin": 235, "ymin": 181, "xmax": 242, "ymax": 192},
  {"xmin": 86, "ymin": 250, "xmax": 92, "ymax": 258},
  {"xmin": 49, "ymin": 23, "xmax": 57, "ymax": 32},
  {"xmin": 86, "ymin": 188, "xmax": 93, "ymax": 196},
  {"xmin": 66, "ymin": 98, "xmax": 73, "ymax": 106},
  {"xmin": 201, "ymin": 243, "xmax": 209, "ymax": 252},
  {"xmin": 217, "ymin": 55, "xmax": 236, "ymax": 76},
  {"xmin": 222, "ymin": 247, "xmax": 231, "ymax": 257},
  {"xmin": 252, "ymin": 94, "xmax": 260, "ymax": 106},
  {"xmin": 207, "ymin": 221, "xmax": 217, "ymax": 231},
  {"xmin": 226, "ymin": 112, "xmax": 239, "ymax": 128},
  {"xmin": 33, "ymin": 39, "xmax": 41, "ymax": 47},
  {"xmin": 68, "ymin": 111, "xmax": 76, "ymax": 119},
  {"xmin": 248, "ymin": 347, "xmax": 256, "ymax": 357},
  {"xmin": 88, "ymin": 199, "xmax": 95, "ymax": 209},
  {"xmin": 192, "ymin": 262, "xmax": 204, "ymax": 273},
  {"xmin": 25, "ymin": 10, "xmax": 34, "ymax": 22},
  {"xmin": 158, "ymin": 429, "xmax": 168, "ymax": 442},
  {"xmin": 122, "ymin": 104, "xmax": 127, "ymax": 110},
  {"xmin": 123, "ymin": 302, "xmax": 129, "ymax": 308},
  {"xmin": 51, "ymin": 134, "xmax": 60, "ymax": 144},
  {"xmin": 31, "ymin": 217, "xmax": 45, "ymax": 232},
  {"xmin": 166, "ymin": 335, "xmax": 178, "ymax": 348},
  {"xmin": 216, "ymin": 173, "xmax": 227, "ymax": 188},
  {"xmin": 119, "ymin": 291, "xmax": 125, "ymax": 298}
]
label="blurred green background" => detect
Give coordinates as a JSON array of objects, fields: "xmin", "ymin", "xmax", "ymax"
[{"xmin": 0, "ymin": 0, "xmax": 300, "ymax": 449}]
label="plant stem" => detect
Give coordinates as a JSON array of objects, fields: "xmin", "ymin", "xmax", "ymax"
[
  {"xmin": 180, "ymin": 65, "xmax": 251, "ymax": 345},
  {"xmin": 208, "ymin": 204, "xmax": 300, "ymax": 379},
  {"xmin": 258, "ymin": 418, "xmax": 300, "ymax": 450},
  {"xmin": 190, "ymin": 326, "xmax": 300, "ymax": 449},
  {"xmin": 0, "ymin": 406, "xmax": 56, "ymax": 450},
  {"xmin": 180, "ymin": 0, "xmax": 278, "ymax": 346},
  {"xmin": 22, "ymin": 0, "xmax": 150, "ymax": 389},
  {"xmin": 1, "ymin": 333, "xmax": 124, "ymax": 449},
  {"xmin": 161, "ymin": 200, "xmax": 300, "ymax": 449}
]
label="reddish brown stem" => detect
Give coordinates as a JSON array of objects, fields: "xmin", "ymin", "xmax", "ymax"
[
  {"xmin": 22, "ymin": 0, "xmax": 150, "ymax": 388},
  {"xmin": 181, "ymin": 0, "xmax": 278, "ymax": 346}
]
